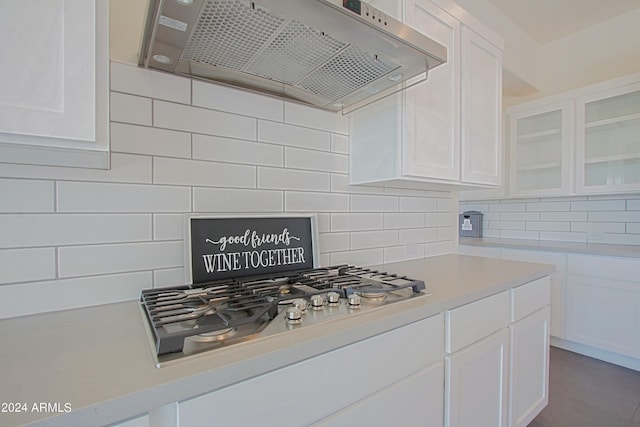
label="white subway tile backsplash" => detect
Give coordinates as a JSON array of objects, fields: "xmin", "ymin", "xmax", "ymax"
[
  {"xmin": 526, "ymin": 201, "xmax": 570, "ymax": 212},
  {"xmin": 316, "ymin": 213, "xmax": 330, "ymax": 233},
  {"xmin": 0, "ymin": 179, "xmax": 53, "ymax": 212},
  {"xmin": 598, "ymin": 233, "xmax": 640, "ymax": 245},
  {"xmin": 154, "ymin": 214, "xmax": 185, "ymax": 241},
  {"xmin": 154, "ymin": 268, "xmax": 186, "ymax": 288},
  {"xmin": 110, "ymin": 123, "xmax": 191, "ymax": 158},
  {"xmin": 425, "ymin": 212, "xmax": 453, "ymax": 227},
  {"xmin": 318, "ymin": 232, "xmax": 350, "ymax": 253},
  {"xmin": 285, "ymin": 192, "xmax": 349, "ymax": 212},
  {"xmin": 258, "ymin": 168, "xmax": 330, "ymax": 192},
  {"xmin": 351, "ymin": 230, "xmax": 398, "ymax": 250},
  {"xmin": 58, "ymin": 241, "xmax": 184, "ymax": 278},
  {"xmin": 0, "ymin": 248, "xmax": 56, "ymax": 285},
  {"xmin": 258, "ymin": 121, "xmax": 330, "ymax": 151},
  {"xmin": 331, "ymin": 213, "xmax": 383, "ymax": 232},
  {"xmin": 155, "ymin": 101, "xmax": 257, "ymax": 140},
  {"xmin": 526, "ymin": 221, "xmax": 570, "ymax": 232},
  {"xmin": 193, "ymin": 135, "xmax": 283, "ymax": 167},
  {"xmin": 627, "ymin": 200, "xmax": 640, "ymax": 210},
  {"xmin": 331, "ymin": 134, "xmax": 349, "ymax": 154},
  {"xmin": 111, "ymin": 62, "xmax": 190, "ymax": 104},
  {"xmin": 627, "ymin": 223, "xmax": 640, "ymax": 234},
  {"xmin": 383, "ymin": 245, "xmax": 423, "ymax": 263},
  {"xmin": 425, "ymin": 240, "xmax": 455, "ymax": 257},
  {"xmin": 399, "ymin": 228, "xmax": 437, "ymax": 244},
  {"xmin": 588, "ymin": 211, "xmax": 640, "ymax": 222},
  {"xmin": 399, "ymin": 197, "xmax": 437, "ymax": 213},
  {"xmin": 284, "ymin": 102, "xmax": 348, "ymax": 134},
  {"xmin": 571, "ymin": 222, "xmax": 626, "ymax": 234},
  {"xmin": 572, "ymin": 200, "xmax": 626, "ymax": 211},
  {"xmin": 153, "ymin": 157, "xmax": 256, "ymax": 188},
  {"xmin": 489, "ymin": 203, "xmax": 525, "ymax": 212},
  {"xmin": 351, "ymin": 195, "xmax": 398, "ymax": 212},
  {"xmin": 285, "ymin": 147, "xmax": 348, "ymax": 174},
  {"xmin": 0, "ymin": 63, "xmax": 460, "ymax": 318},
  {"xmin": 385, "ymin": 213, "xmax": 425, "ymax": 229},
  {"xmin": 539, "ymin": 211, "xmax": 588, "ymax": 222},
  {"xmin": 0, "ymin": 153, "xmax": 152, "ymax": 184},
  {"xmin": 110, "ymin": 92, "xmax": 152, "ymax": 125},
  {"xmin": 57, "ymin": 182, "xmax": 191, "ymax": 213},
  {"xmin": 0, "ymin": 271, "xmax": 152, "ymax": 319},
  {"xmin": 0, "ymin": 214, "xmax": 151, "ymax": 248},
  {"xmin": 499, "ymin": 230, "xmax": 539, "ymax": 240},
  {"xmin": 193, "ymin": 188, "xmax": 283, "ymax": 212},
  {"xmin": 437, "ymin": 198, "xmax": 454, "ymax": 213},
  {"xmin": 501, "ymin": 212, "xmax": 540, "ymax": 221},
  {"xmin": 539, "ymin": 231, "xmax": 587, "ymax": 243},
  {"xmin": 495, "ymin": 221, "xmax": 526, "ymax": 230},
  {"xmin": 437, "ymin": 227, "xmax": 455, "ymax": 241},
  {"xmin": 329, "ymin": 248, "xmax": 384, "ymax": 267},
  {"xmin": 193, "ymin": 80, "xmax": 284, "ymax": 122},
  {"xmin": 330, "ymin": 174, "xmax": 384, "ymax": 195}
]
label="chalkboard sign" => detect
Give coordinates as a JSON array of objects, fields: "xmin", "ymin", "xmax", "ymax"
[{"xmin": 186, "ymin": 215, "xmax": 317, "ymax": 283}]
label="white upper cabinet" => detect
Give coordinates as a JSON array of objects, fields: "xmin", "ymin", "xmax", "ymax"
[
  {"xmin": 460, "ymin": 27, "xmax": 502, "ymax": 186},
  {"xmin": 576, "ymin": 82, "xmax": 640, "ymax": 194},
  {"xmin": 0, "ymin": 0, "xmax": 109, "ymax": 169},
  {"xmin": 403, "ymin": 0, "xmax": 461, "ymax": 181},
  {"xmin": 349, "ymin": 0, "xmax": 503, "ymax": 191},
  {"xmin": 508, "ymin": 101, "xmax": 574, "ymax": 197}
]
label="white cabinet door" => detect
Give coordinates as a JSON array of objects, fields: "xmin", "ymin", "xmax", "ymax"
[
  {"xmin": 313, "ymin": 362, "xmax": 444, "ymax": 427},
  {"xmin": 446, "ymin": 329, "xmax": 508, "ymax": 427},
  {"xmin": 566, "ymin": 274, "xmax": 640, "ymax": 358},
  {"xmin": 179, "ymin": 315, "xmax": 443, "ymax": 427},
  {"xmin": 508, "ymin": 307, "xmax": 550, "ymax": 427},
  {"xmin": 404, "ymin": 0, "xmax": 461, "ymax": 181},
  {"xmin": 576, "ymin": 82, "xmax": 640, "ymax": 194},
  {"xmin": 508, "ymin": 101, "xmax": 574, "ymax": 197},
  {"xmin": 0, "ymin": 0, "xmax": 109, "ymax": 169},
  {"xmin": 460, "ymin": 27, "xmax": 502, "ymax": 186}
]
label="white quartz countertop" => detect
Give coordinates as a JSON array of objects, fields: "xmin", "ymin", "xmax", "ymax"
[
  {"xmin": 0, "ymin": 254, "xmax": 554, "ymax": 427},
  {"xmin": 459, "ymin": 236, "xmax": 640, "ymax": 258}
]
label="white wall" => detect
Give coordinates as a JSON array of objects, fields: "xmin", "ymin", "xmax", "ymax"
[{"xmin": 0, "ymin": 62, "xmax": 457, "ymax": 320}]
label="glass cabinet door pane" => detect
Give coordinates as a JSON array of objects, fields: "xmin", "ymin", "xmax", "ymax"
[
  {"xmin": 582, "ymin": 89, "xmax": 640, "ymax": 187},
  {"xmin": 513, "ymin": 109, "xmax": 564, "ymax": 192}
]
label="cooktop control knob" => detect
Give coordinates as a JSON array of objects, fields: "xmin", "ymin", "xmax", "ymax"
[
  {"xmin": 285, "ymin": 307, "xmax": 303, "ymax": 324},
  {"xmin": 347, "ymin": 294, "xmax": 361, "ymax": 308},
  {"xmin": 310, "ymin": 295, "xmax": 324, "ymax": 310},
  {"xmin": 292, "ymin": 298, "xmax": 308, "ymax": 313},
  {"xmin": 326, "ymin": 291, "xmax": 341, "ymax": 305}
]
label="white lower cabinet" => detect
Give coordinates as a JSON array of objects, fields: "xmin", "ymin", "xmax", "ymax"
[
  {"xmin": 446, "ymin": 329, "xmax": 509, "ymax": 427},
  {"xmin": 445, "ymin": 291, "xmax": 509, "ymax": 427},
  {"xmin": 313, "ymin": 362, "xmax": 444, "ymax": 427},
  {"xmin": 567, "ymin": 254, "xmax": 640, "ymax": 358},
  {"xmin": 178, "ymin": 314, "xmax": 444, "ymax": 427},
  {"xmin": 508, "ymin": 277, "xmax": 551, "ymax": 427}
]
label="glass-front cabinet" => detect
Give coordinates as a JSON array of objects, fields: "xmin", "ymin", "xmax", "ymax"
[
  {"xmin": 508, "ymin": 102, "xmax": 573, "ymax": 197},
  {"xmin": 576, "ymin": 83, "xmax": 640, "ymax": 193}
]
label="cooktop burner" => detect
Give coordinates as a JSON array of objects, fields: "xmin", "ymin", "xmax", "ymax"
[{"xmin": 140, "ymin": 265, "xmax": 427, "ymax": 366}]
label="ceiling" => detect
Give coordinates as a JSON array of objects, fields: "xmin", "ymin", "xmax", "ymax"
[{"xmin": 485, "ymin": 0, "xmax": 640, "ymax": 44}]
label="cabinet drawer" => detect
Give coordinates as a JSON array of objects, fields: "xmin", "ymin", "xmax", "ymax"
[
  {"xmin": 510, "ymin": 276, "xmax": 551, "ymax": 322},
  {"xmin": 568, "ymin": 254, "xmax": 640, "ymax": 282},
  {"xmin": 446, "ymin": 291, "xmax": 509, "ymax": 353}
]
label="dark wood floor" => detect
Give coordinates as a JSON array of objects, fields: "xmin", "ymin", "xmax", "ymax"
[{"xmin": 529, "ymin": 347, "xmax": 640, "ymax": 427}]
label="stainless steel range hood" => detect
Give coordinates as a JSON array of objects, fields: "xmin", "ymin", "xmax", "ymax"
[{"xmin": 140, "ymin": 0, "xmax": 447, "ymax": 113}]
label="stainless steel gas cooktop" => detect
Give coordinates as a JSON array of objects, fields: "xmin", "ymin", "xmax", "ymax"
[{"xmin": 140, "ymin": 264, "xmax": 427, "ymax": 366}]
